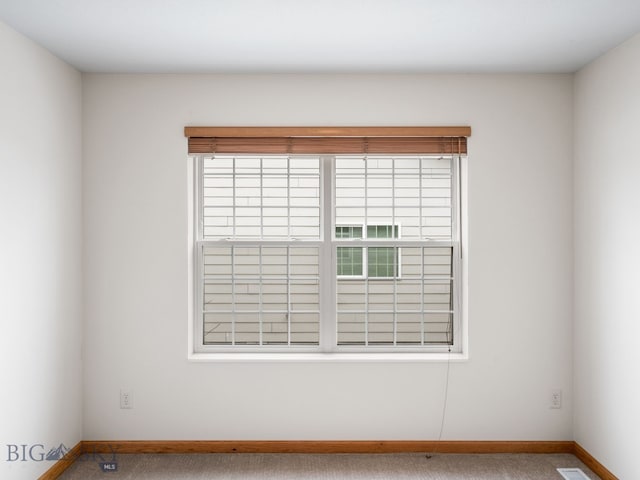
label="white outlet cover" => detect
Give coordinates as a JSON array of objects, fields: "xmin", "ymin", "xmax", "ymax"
[
  {"xmin": 120, "ymin": 389, "xmax": 133, "ymax": 409},
  {"xmin": 557, "ymin": 468, "xmax": 591, "ymax": 480}
]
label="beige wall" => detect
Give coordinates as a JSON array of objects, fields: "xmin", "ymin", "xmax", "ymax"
[
  {"xmin": 82, "ymin": 73, "xmax": 574, "ymax": 441},
  {"xmin": 0, "ymin": 21, "xmax": 83, "ymax": 480},
  {"xmin": 574, "ymin": 32, "xmax": 640, "ymax": 480}
]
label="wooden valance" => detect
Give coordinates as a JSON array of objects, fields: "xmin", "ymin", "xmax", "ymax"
[{"xmin": 185, "ymin": 127, "xmax": 470, "ymax": 155}]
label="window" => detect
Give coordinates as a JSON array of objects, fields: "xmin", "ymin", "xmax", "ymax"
[
  {"xmin": 337, "ymin": 225, "xmax": 400, "ymax": 278},
  {"xmin": 187, "ymin": 126, "xmax": 469, "ymax": 355}
]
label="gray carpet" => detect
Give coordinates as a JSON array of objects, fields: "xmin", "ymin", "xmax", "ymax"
[{"xmin": 58, "ymin": 453, "xmax": 600, "ymax": 479}]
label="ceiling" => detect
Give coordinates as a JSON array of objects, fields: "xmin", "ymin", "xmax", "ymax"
[{"xmin": 1, "ymin": 0, "xmax": 640, "ymax": 73}]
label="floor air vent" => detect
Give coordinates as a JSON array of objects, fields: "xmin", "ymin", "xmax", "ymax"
[{"xmin": 557, "ymin": 468, "xmax": 591, "ymax": 480}]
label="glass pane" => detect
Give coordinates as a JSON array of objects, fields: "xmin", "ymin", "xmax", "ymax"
[
  {"xmin": 368, "ymin": 312, "xmax": 394, "ymax": 344},
  {"xmin": 367, "ymin": 225, "xmax": 397, "ymax": 239},
  {"xmin": 202, "ymin": 155, "xmax": 320, "ymax": 239},
  {"xmin": 424, "ymin": 312, "xmax": 453, "ymax": 344},
  {"xmin": 368, "ymin": 247, "xmax": 397, "ymax": 278},
  {"xmin": 262, "ymin": 312, "xmax": 288, "ymax": 345},
  {"xmin": 334, "ymin": 245, "xmax": 455, "ymax": 346},
  {"xmin": 337, "ymin": 247, "xmax": 363, "ymax": 276},
  {"xmin": 336, "ymin": 226, "xmax": 363, "ymax": 239},
  {"xmin": 396, "ymin": 312, "xmax": 423, "ymax": 344},
  {"xmin": 203, "ymin": 313, "xmax": 232, "ymax": 345},
  {"xmin": 334, "ymin": 155, "xmax": 453, "ymax": 241},
  {"xmin": 202, "ymin": 245, "xmax": 320, "ymax": 346},
  {"xmin": 235, "ymin": 313, "xmax": 260, "ymax": 345},
  {"xmin": 290, "ymin": 313, "xmax": 320, "ymax": 344},
  {"xmin": 337, "ymin": 280, "xmax": 365, "ymax": 312}
]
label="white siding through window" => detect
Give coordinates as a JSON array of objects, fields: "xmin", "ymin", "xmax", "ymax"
[
  {"xmin": 195, "ymin": 154, "xmax": 461, "ymax": 352},
  {"xmin": 334, "ymin": 156, "xmax": 455, "ymax": 347}
]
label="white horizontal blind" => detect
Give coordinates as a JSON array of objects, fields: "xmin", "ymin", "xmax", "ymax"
[{"xmin": 334, "ymin": 156, "xmax": 456, "ymax": 346}]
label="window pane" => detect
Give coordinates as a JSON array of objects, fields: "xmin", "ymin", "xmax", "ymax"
[
  {"xmin": 335, "ymin": 156, "xmax": 453, "ymax": 241},
  {"xmin": 337, "ymin": 312, "xmax": 366, "ymax": 345},
  {"xmin": 202, "ymin": 245, "xmax": 320, "ymax": 346},
  {"xmin": 368, "ymin": 312, "xmax": 394, "ymax": 344},
  {"xmin": 424, "ymin": 312, "xmax": 453, "ymax": 344},
  {"xmin": 336, "ymin": 226, "xmax": 363, "ymax": 239},
  {"xmin": 367, "ymin": 247, "xmax": 397, "ymax": 278},
  {"xmin": 290, "ymin": 313, "xmax": 320, "ymax": 344},
  {"xmin": 202, "ymin": 155, "xmax": 320, "ymax": 239},
  {"xmin": 396, "ymin": 312, "xmax": 423, "ymax": 345},
  {"xmin": 336, "ymin": 246, "xmax": 454, "ymax": 346},
  {"xmin": 337, "ymin": 247, "xmax": 363, "ymax": 276},
  {"xmin": 337, "ymin": 280, "xmax": 365, "ymax": 311},
  {"xmin": 204, "ymin": 313, "xmax": 232, "ymax": 345},
  {"xmin": 367, "ymin": 225, "xmax": 398, "ymax": 239}
]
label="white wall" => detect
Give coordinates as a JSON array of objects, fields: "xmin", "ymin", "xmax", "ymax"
[
  {"xmin": 574, "ymin": 33, "xmax": 640, "ymax": 479},
  {"xmin": 82, "ymin": 73, "xmax": 574, "ymax": 441},
  {"xmin": 0, "ymin": 21, "xmax": 83, "ymax": 480}
]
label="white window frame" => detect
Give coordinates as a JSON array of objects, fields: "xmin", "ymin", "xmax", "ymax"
[{"xmin": 189, "ymin": 154, "xmax": 466, "ymax": 359}]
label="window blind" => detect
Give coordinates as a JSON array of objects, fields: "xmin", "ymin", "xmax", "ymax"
[{"xmin": 185, "ymin": 126, "xmax": 470, "ymax": 155}]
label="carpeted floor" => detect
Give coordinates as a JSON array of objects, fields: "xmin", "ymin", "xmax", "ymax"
[{"xmin": 58, "ymin": 453, "xmax": 600, "ymax": 479}]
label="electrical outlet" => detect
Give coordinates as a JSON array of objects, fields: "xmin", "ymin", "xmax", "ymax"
[
  {"xmin": 120, "ymin": 389, "xmax": 133, "ymax": 409},
  {"xmin": 550, "ymin": 389, "xmax": 562, "ymax": 409}
]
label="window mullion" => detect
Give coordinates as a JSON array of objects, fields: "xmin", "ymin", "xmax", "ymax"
[
  {"xmin": 392, "ymin": 158, "xmax": 397, "ymax": 346},
  {"xmin": 391, "ymin": 157, "xmax": 396, "ymax": 239},
  {"xmin": 364, "ymin": 156, "xmax": 369, "ymax": 346},
  {"xmin": 320, "ymin": 156, "xmax": 337, "ymax": 351},
  {"xmin": 258, "ymin": 160, "xmax": 264, "ymax": 344}
]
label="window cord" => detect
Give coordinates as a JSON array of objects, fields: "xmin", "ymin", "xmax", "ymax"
[{"xmin": 426, "ymin": 345, "xmax": 452, "ymax": 459}]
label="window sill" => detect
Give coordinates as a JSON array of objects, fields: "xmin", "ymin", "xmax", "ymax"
[{"xmin": 188, "ymin": 351, "xmax": 468, "ymax": 363}]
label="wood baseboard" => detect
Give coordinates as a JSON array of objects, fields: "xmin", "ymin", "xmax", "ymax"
[
  {"xmin": 37, "ymin": 442, "xmax": 83, "ymax": 480},
  {"xmin": 37, "ymin": 440, "xmax": 617, "ymax": 480},
  {"xmin": 573, "ymin": 443, "xmax": 618, "ymax": 480},
  {"xmin": 82, "ymin": 440, "xmax": 574, "ymax": 455}
]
